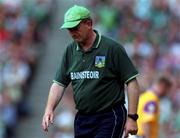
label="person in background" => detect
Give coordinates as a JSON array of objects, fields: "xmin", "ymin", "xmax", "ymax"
[{"xmin": 137, "ymin": 76, "xmax": 172, "ymax": 138}]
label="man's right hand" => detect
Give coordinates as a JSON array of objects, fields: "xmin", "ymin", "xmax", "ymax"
[
  {"xmin": 41, "ymin": 110, "xmax": 54, "ymax": 132},
  {"xmin": 41, "ymin": 83, "xmax": 65, "ymax": 132}
]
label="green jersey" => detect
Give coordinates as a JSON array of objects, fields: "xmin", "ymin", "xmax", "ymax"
[{"xmin": 54, "ymin": 31, "xmax": 139, "ymax": 113}]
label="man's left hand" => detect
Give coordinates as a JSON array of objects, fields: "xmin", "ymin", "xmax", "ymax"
[{"xmin": 124, "ymin": 118, "xmax": 138, "ymax": 138}]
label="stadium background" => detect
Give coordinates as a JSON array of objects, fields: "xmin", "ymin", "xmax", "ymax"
[{"xmin": 0, "ymin": 0, "xmax": 180, "ymax": 138}]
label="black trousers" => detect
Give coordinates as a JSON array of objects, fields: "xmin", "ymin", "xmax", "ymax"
[{"xmin": 74, "ymin": 104, "xmax": 127, "ymax": 138}]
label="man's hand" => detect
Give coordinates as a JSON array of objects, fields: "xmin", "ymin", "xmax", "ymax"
[
  {"xmin": 41, "ymin": 83, "xmax": 65, "ymax": 132},
  {"xmin": 124, "ymin": 118, "xmax": 138, "ymax": 138},
  {"xmin": 42, "ymin": 110, "xmax": 54, "ymax": 132}
]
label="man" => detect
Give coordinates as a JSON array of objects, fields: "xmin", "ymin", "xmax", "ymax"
[
  {"xmin": 42, "ymin": 5, "xmax": 140, "ymax": 138},
  {"xmin": 137, "ymin": 76, "xmax": 172, "ymax": 138}
]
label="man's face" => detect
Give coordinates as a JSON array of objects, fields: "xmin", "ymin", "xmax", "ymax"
[
  {"xmin": 67, "ymin": 20, "xmax": 91, "ymax": 43},
  {"xmin": 158, "ymin": 83, "xmax": 171, "ymax": 97}
]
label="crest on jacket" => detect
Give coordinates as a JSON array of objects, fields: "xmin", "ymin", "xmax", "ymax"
[{"xmin": 95, "ymin": 56, "xmax": 105, "ymax": 68}]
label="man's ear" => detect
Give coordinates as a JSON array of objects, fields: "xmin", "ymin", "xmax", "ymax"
[{"xmin": 86, "ymin": 20, "xmax": 93, "ymax": 29}]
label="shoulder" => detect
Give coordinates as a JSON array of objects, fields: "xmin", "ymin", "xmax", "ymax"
[
  {"xmin": 67, "ymin": 41, "xmax": 76, "ymax": 50},
  {"xmin": 140, "ymin": 91, "xmax": 159, "ymax": 104},
  {"xmin": 143, "ymin": 91, "xmax": 158, "ymax": 100},
  {"xmin": 61, "ymin": 41, "xmax": 76, "ymax": 61},
  {"xmin": 63, "ymin": 41, "xmax": 76, "ymax": 54},
  {"xmin": 101, "ymin": 35, "xmax": 121, "ymax": 47},
  {"xmin": 101, "ymin": 35, "xmax": 125, "ymax": 52}
]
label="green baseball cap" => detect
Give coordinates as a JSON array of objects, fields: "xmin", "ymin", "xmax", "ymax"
[{"xmin": 60, "ymin": 5, "xmax": 90, "ymax": 29}]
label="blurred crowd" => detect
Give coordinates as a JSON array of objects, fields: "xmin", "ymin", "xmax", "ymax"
[
  {"xmin": 53, "ymin": 0, "xmax": 180, "ymax": 138},
  {"xmin": 0, "ymin": 0, "xmax": 55, "ymax": 137}
]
